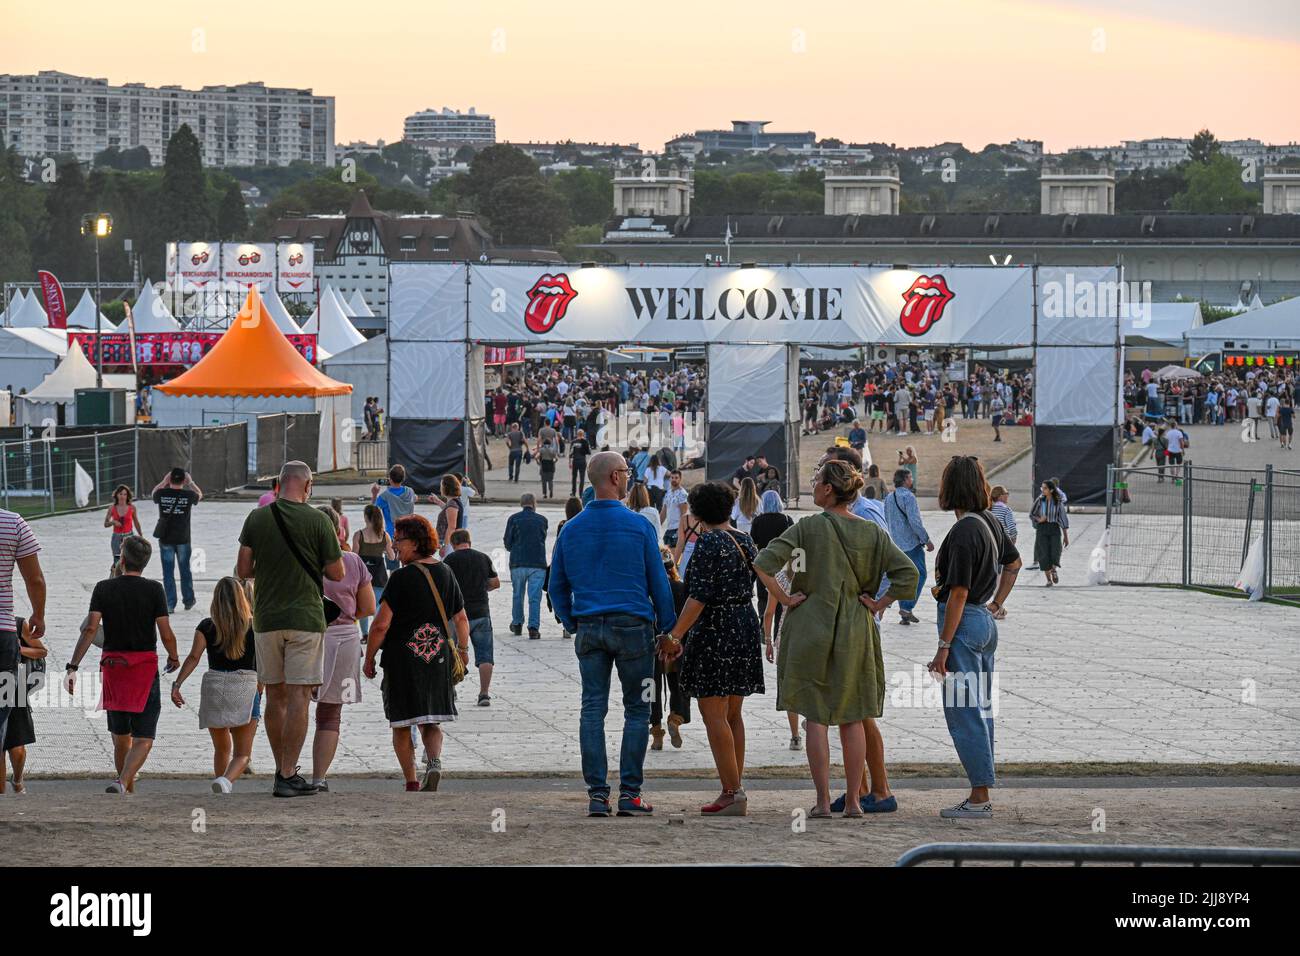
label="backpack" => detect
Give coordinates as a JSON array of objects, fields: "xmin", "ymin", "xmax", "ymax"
[{"xmin": 539, "ymin": 439, "xmax": 558, "ymax": 462}]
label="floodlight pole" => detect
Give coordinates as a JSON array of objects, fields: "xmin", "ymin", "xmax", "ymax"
[{"xmin": 94, "ymin": 230, "xmax": 103, "ymax": 388}]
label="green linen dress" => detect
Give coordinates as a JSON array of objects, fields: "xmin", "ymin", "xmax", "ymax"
[{"xmin": 753, "ymin": 511, "xmax": 919, "ymax": 725}]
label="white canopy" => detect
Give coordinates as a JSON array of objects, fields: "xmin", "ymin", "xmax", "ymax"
[
  {"xmin": 22, "ymin": 344, "xmax": 136, "ymax": 403},
  {"xmin": 65, "ymin": 289, "xmax": 119, "ymax": 331},
  {"xmin": 308, "ymin": 286, "xmax": 367, "ymax": 356},
  {"xmin": 2, "ymin": 289, "xmax": 26, "ymax": 323},
  {"xmin": 131, "ymin": 279, "xmax": 182, "ymax": 333},
  {"xmin": 9, "ymin": 290, "xmax": 49, "ymax": 328},
  {"xmin": 346, "ymin": 289, "xmax": 375, "ymax": 319},
  {"xmin": 263, "ymin": 289, "xmax": 301, "ymax": 334},
  {"xmin": 1124, "ymin": 302, "xmax": 1203, "ymax": 346},
  {"xmin": 1184, "ymin": 297, "xmax": 1300, "ymax": 351}
]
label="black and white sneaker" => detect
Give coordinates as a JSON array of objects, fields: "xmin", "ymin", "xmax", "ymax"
[
  {"xmin": 273, "ymin": 769, "xmax": 318, "ymax": 798},
  {"xmin": 421, "ymin": 757, "xmax": 442, "ymax": 792},
  {"xmin": 940, "ymin": 799, "xmax": 992, "ymax": 820}
]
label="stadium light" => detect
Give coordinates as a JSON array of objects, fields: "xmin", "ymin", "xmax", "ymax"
[{"xmin": 80, "ymin": 213, "xmax": 114, "ymax": 387}]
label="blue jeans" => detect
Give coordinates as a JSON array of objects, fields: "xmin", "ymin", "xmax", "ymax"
[
  {"xmin": 511, "ymin": 566, "xmax": 546, "ymax": 630},
  {"xmin": 467, "ymin": 616, "xmax": 494, "ymax": 667},
  {"xmin": 900, "ymin": 544, "xmax": 927, "ymax": 613},
  {"xmin": 574, "ymin": 612, "xmax": 655, "ymax": 798},
  {"xmin": 159, "ymin": 542, "xmax": 195, "ymax": 610},
  {"xmin": 936, "ymin": 602, "xmax": 998, "ymax": 788},
  {"xmin": 360, "ymin": 585, "xmax": 383, "ymax": 637}
]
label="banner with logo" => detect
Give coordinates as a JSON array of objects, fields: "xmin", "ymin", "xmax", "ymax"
[
  {"xmin": 222, "ymin": 242, "xmax": 276, "ymax": 292},
  {"xmin": 277, "ymin": 242, "xmax": 314, "ymax": 293},
  {"xmin": 408, "ymin": 264, "xmax": 1034, "ymax": 346},
  {"xmin": 483, "ymin": 346, "xmax": 526, "ymax": 365},
  {"xmin": 178, "ymin": 242, "xmax": 220, "ymax": 291},
  {"xmin": 36, "ymin": 270, "xmax": 68, "ymax": 329},
  {"xmin": 69, "ymin": 331, "xmax": 320, "ymax": 367}
]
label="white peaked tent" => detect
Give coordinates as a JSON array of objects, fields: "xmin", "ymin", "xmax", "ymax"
[
  {"xmin": 263, "ymin": 289, "xmax": 301, "ymax": 334},
  {"xmin": 347, "ymin": 289, "xmax": 375, "ymax": 319},
  {"xmin": 9, "ymin": 291, "xmax": 49, "ymax": 328},
  {"xmin": 16, "ymin": 344, "xmax": 137, "ymax": 426},
  {"xmin": 65, "ymin": 289, "xmax": 119, "ymax": 331},
  {"xmin": 1185, "ymin": 296, "xmax": 1300, "ymax": 353},
  {"xmin": 131, "ymin": 279, "xmax": 182, "ymax": 333},
  {"xmin": 0, "ymin": 327, "xmax": 67, "ymax": 392},
  {"xmin": 309, "ymin": 285, "xmax": 367, "ymax": 356},
  {"xmin": 2, "ymin": 289, "xmax": 26, "ymax": 324}
]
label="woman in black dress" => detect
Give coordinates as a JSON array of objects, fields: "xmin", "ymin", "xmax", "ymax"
[
  {"xmin": 661, "ymin": 482, "xmax": 763, "ymax": 816},
  {"xmin": 363, "ymin": 514, "xmax": 470, "ymax": 792}
]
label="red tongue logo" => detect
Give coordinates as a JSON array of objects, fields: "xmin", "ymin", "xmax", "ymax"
[
  {"xmin": 900, "ymin": 274, "xmax": 955, "ymax": 336},
  {"xmin": 524, "ymin": 273, "xmax": 578, "ymax": 334}
]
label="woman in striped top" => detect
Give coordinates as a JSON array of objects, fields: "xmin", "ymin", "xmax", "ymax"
[{"xmin": 1029, "ymin": 480, "xmax": 1069, "ymax": 586}]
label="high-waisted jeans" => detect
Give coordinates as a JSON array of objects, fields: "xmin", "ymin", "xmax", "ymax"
[{"xmin": 935, "ymin": 602, "xmax": 998, "ymax": 788}]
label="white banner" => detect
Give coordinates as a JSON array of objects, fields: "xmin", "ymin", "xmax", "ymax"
[
  {"xmin": 277, "ymin": 242, "xmax": 315, "ymax": 294},
  {"xmin": 443, "ymin": 264, "xmax": 1036, "ymax": 346},
  {"xmin": 222, "ymin": 242, "xmax": 275, "ymax": 292},
  {"xmin": 177, "ymin": 241, "xmax": 219, "ymax": 291}
]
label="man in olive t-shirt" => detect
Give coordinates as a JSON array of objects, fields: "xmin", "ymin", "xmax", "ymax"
[{"xmin": 236, "ymin": 461, "xmax": 344, "ymax": 798}]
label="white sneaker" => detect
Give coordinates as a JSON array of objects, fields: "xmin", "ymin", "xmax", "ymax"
[
  {"xmin": 105, "ymin": 781, "xmax": 125, "ymax": 794},
  {"xmin": 940, "ymin": 799, "xmax": 992, "ymax": 819},
  {"xmin": 789, "ymin": 735, "xmax": 802, "ymax": 751},
  {"xmin": 211, "ymin": 776, "xmax": 232, "ymax": 794}
]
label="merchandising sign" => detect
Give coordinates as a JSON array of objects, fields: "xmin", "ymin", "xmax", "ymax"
[{"xmin": 70, "ymin": 331, "xmax": 321, "ymax": 367}]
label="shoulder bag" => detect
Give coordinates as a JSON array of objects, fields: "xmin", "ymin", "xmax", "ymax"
[
  {"xmin": 270, "ymin": 502, "xmax": 343, "ymax": 626},
  {"xmin": 414, "ymin": 562, "xmax": 466, "ymax": 685}
]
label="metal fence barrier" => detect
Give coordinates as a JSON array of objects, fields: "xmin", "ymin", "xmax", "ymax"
[
  {"xmin": 355, "ymin": 439, "xmax": 389, "ymax": 474},
  {"xmin": 895, "ymin": 842, "xmax": 1300, "ymax": 867},
  {"xmin": 1105, "ymin": 462, "xmax": 1300, "ymax": 599}
]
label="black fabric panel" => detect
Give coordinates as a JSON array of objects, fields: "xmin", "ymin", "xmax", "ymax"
[
  {"xmin": 226, "ymin": 422, "xmax": 249, "ymax": 491},
  {"xmin": 1033, "ymin": 425, "xmax": 1116, "ymax": 505},
  {"xmin": 706, "ymin": 421, "xmax": 788, "ymax": 496},
  {"xmin": 255, "ymin": 415, "xmax": 285, "ymax": 478},
  {"xmin": 286, "ymin": 413, "xmax": 320, "ymax": 470},
  {"xmin": 389, "ymin": 418, "xmax": 465, "ymax": 495},
  {"xmin": 138, "ymin": 428, "xmax": 188, "ymax": 490}
]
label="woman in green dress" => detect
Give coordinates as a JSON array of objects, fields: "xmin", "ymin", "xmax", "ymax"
[{"xmin": 754, "ymin": 459, "xmax": 919, "ymax": 818}]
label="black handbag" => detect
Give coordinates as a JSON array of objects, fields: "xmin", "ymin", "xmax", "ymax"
[{"xmin": 269, "ymin": 503, "xmax": 342, "ymax": 625}]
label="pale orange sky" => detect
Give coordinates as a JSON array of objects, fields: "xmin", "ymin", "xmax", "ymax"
[{"xmin": 3, "ymin": 0, "xmax": 1298, "ymax": 151}]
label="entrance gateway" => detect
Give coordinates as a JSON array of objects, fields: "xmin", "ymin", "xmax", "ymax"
[{"xmin": 386, "ymin": 262, "xmax": 1127, "ymax": 502}]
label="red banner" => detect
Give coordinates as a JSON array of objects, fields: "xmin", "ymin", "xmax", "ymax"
[
  {"xmin": 68, "ymin": 331, "xmax": 321, "ymax": 368},
  {"xmin": 37, "ymin": 271, "xmax": 68, "ymax": 328},
  {"xmin": 484, "ymin": 346, "xmax": 526, "ymax": 365}
]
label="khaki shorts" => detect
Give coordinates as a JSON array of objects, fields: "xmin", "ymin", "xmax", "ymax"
[{"xmin": 255, "ymin": 629, "xmax": 325, "ymax": 686}]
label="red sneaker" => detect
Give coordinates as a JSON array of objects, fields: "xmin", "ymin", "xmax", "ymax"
[{"xmin": 405, "ymin": 781, "xmax": 420, "ymax": 792}]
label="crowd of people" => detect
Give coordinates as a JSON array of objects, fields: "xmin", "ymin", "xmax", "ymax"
[
  {"xmin": 1125, "ymin": 365, "xmax": 1296, "ymax": 452},
  {"xmin": 798, "ymin": 359, "xmax": 1034, "ymax": 440},
  {"xmin": 0, "ymin": 444, "xmax": 1035, "ymax": 821}
]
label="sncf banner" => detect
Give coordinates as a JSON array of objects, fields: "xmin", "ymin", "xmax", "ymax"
[{"xmin": 430, "ymin": 264, "xmax": 1036, "ymax": 346}]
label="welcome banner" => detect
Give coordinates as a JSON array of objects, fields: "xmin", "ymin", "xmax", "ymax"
[{"xmin": 391, "ymin": 263, "xmax": 1037, "ymax": 346}]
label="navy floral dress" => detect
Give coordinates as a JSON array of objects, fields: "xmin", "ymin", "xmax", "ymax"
[{"xmin": 679, "ymin": 529, "xmax": 765, "ymax": 699}]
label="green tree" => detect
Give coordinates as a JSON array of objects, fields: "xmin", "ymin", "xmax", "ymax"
[
  {"xmin": 464, "ymin": 145, "xmax": 539, "ymax": 205},
  {"xmin": 1116, "ymin": 167, "xmax": 1186, "ymax": 211},
  {"xmin": 480, "ymin": 176, "xmax": 569, "ymax": 246},
  {"xmin": 0, "ymin": 148, "xmax": 44, "ymax": 284},
  {"xmin": 216, "ymin": 179, "xmax": 248, "ymax": 239},
  {"xmin": 1188, "ymin": 129, "xmax": 1221, "ymax": 166},
  {"xmin": 40, "ymin": 160, "xmax": 94, "ymax": 280},
  {"xmin": 158, "ymin": 124, "xmax": 211, "ymax": 240},
  {"xmin": 552, "ymin": 168, "xmax": 613, "ymax": 225},
  {"xmin": 1172, "ymin": 154, "xmax": 1259, "ymax": 213},
  {"xmin": 556, "ymin": 224, "xmax": 612, "ymax": 261}
]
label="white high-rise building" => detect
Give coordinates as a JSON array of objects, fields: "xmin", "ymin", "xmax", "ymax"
[
  {"xmin": 403, "ymin": 107, "xmax": 496, "ymax": 145},
  {"xmin": 0, "ymin": 71, "xmax": 335, "ymax": 168}
]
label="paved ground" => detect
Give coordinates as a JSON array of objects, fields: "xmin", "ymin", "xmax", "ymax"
[
  {"xmin": 3, "ymin": 782, "xmax": 1296, "ymax": 866},
  {"xmin": 12, "ymin": 497, "xmax": 1299, "ymax": 781}
]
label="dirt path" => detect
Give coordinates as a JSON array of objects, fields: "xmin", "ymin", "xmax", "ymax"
[{"xmin": 5, "ymin": 783, "xmax": 1296, "ymax": 867}]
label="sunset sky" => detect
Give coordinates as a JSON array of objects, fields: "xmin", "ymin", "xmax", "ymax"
[{"xmin": 3, "ymin": 0, "xmax": 1298, "ymax": 152}]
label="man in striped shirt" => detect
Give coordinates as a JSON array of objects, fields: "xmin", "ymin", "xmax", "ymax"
[
  {"xmin": 989, "ymin": 485, "xmax": 1018, "ymax": 544},
  {"xmin": 0, "ymin": 509, "xmax": 45, "ymax": 748}
]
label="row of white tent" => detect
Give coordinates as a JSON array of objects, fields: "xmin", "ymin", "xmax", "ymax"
[{"xmin": 1, "ymin": 281, "xmax": 369, "ymax": 356}]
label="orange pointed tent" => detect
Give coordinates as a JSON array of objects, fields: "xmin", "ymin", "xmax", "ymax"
[{"xmin": 155, "ymin": 288, "xmax": 350, "ymax": 398}]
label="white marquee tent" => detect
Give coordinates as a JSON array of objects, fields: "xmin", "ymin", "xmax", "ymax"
[
  {"xmin": 263, "ymin": 289, "xmax": 301, "ymax": 334},
  {"xmin": 8, "ymin": 291, "xmax": 49, "ymax": 328},
  {"xmin": 131, "ymin": 279, "xmax": 183, "ymax": 333},
  {"xmin": 321, "ymin": 333, "xmax": 386, "ymax": 427},
  {"xmin": 65, "ymin": 289, "xmax": 119, "ymax": 331},
  {"xmin": 347, "ymin": 289, "xmax": 375, "ymax": 319},
  {"xmin": 0, "ymin": 327, "xmax": 68, "ymax": 393},
  {"xmin": 15, "ymin": 344, "xmax": 136, "ymax": 427},
  {"xmin": 1184, "ymin": 297, "xmax": 1300, "ymax": 353},
  {"xmin": 302, "ymin": 286, "xmax": 366, "ymax": 356},
  {"xmin": 1, "ymin": 289, "xmax": 28, "ymax": 324}
]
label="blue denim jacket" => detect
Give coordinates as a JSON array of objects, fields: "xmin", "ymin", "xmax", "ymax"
[
  {"xmin": 884, "ymin": 486, "xmax": 931, "ymax": 552},
  {"xmin": 503, "ymin": 508, "xmax": 549, "ymax": 569}
]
